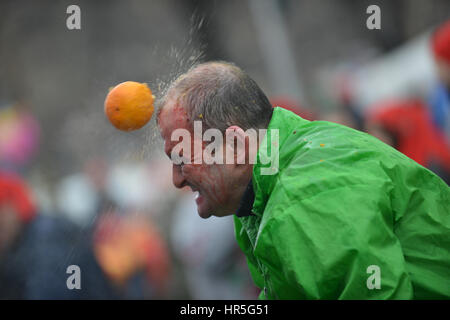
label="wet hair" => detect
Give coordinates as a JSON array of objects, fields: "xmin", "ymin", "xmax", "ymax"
[{"xmin": 157, "ymin": 61, "xmax": 273, "ymax": 132}]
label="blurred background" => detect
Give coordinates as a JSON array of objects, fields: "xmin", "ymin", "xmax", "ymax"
[{"xmin": 0, "ymin": 0, "xmax": 449, "ymax": 299}]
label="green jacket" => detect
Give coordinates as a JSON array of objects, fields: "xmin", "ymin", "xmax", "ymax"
[{"xmin": 234, "ymin": 107, "xmax": 450, "ymax": 299}]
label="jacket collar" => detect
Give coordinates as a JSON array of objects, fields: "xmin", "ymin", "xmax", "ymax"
[
  {"xmin": 251, "ymin": 107, "xmax": 310, "ymax": 216},
  {"xmin": 235, "ymin": 180, "xmax": 255, "ymax": 217}
]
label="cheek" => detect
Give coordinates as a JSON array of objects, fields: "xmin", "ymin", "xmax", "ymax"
[
  {"xmin": 184, "ymin": 164, "xmax": 231, "ymax": 203},
  {"xmin": 181, "ymin": 164, "xmax": 205, "ymax": 184}
]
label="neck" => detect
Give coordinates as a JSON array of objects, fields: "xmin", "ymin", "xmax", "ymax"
[{"xmin": 227, "ymin": 164, "xmax": 253, "ymax": 214}]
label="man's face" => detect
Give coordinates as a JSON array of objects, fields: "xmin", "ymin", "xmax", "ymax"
[{"xmin": 158, "ymin": 99, "xmax": 250, "ymax": 219}]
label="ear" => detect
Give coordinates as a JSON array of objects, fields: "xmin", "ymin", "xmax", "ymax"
[{"xmin": 225, "ymin": 126, "xmax": 248, "ymax": 165}]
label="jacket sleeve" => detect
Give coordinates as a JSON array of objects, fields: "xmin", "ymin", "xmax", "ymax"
[{"xmin": 255, "ymin": 171, "xmax": 415, "ymax": 299}]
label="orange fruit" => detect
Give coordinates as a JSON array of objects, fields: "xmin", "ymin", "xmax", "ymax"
[{"xmin": 104, "ymin": 81, "xmax": 155, "ymax": 131}]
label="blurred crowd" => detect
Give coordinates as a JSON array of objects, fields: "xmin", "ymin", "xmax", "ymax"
[
  {"xmin": 0, "ymin": 1, "xmax": 449, "ymax": 300},
  {"xmin": 275, "ymin": 21, "xmax": 450, "ymax": 184}
]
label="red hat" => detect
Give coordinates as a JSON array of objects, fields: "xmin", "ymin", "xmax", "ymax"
[
  {"xmin": 432, "ymin": 20, "xmax": 450, "ymax": 64},
  {"xmin": 0, "ymin": 171, "xmax": 36, "ymax": 222}
]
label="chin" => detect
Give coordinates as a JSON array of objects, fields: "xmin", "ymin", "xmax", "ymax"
[
  {"xmin": 195, "ymin": 198, "xmax": 213, "ymax": 219},
  {"xmin": 194, "ymin": 195, "xmax": 231, "ymax": 219},
  {"xmin": 196, "ymin": 204, "xmax": 213, "ymax": 219},
  {"xmin": 197, "ymin": 210, "xmax": 212, "ymax": 219}
]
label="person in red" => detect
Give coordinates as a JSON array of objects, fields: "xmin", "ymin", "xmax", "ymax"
[
  {"xmin": 366, "ymin": 99, "xmax": 450, "ymax": 184},
  {"xmin": 0, "ymin": 171, "xmax": 36, "ymax": 254}
]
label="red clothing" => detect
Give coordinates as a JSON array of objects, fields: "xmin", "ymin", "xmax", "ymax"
[
  {"xmin": 0, "ymin": 171, "xmax": 36, "ymax": 222},
  {"xmin": 368, "ymin": 100, "xmax": 450, "ymax": 171},
  {"xmin": 432, "ymin": 20, "xmax": 450, "ymax": 63}
]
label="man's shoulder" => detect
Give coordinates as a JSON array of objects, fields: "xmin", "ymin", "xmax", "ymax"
[{"xmin": 278, "ymin": 119, "xmax": 404, "ymax": 171}]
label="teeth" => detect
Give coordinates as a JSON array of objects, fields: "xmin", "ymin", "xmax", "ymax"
[{"xmin": 194, "ymin": 191, "xmax": 200, "ymax": 199}]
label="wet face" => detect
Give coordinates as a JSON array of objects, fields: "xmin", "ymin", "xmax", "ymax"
[{"xmin": 158, "ymin": 98, "xmax": 252, "ymax": 219}]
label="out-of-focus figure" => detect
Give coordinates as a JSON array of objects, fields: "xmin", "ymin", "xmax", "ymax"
[
  {"xmin": 0, "ymin": 171, "xmax": 116, "ymax": 299},
  {"xmin": 366, "ymin": 99, "xmax": 450, "ymax": 184},
  {"xmin": 55, "ymin": 158, "xmax": 173, "ymax": 299},
  {"xmin": 93, "ymin": 211, "xmax": 171, "ymax": 299},
  {"xmin": 0, "ymin": 102, "xmax": 40, "ymax": 172},
  {"xmin": 363, "ymin": 20, "xmax": 450, "ymax": 184},
  {"xmin": 429, "ymin": 20, "xmax": 450, "ymax": 141},
  {"xmin": 0, "ymin": 171, "xmax": 35, "ymax": 255},
  {"xmin": 56, "ymin": 172, "xmax": 99, "ymax": 227}
]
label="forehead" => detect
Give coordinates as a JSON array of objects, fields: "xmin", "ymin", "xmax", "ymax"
[
  {"xmin": 158, "ymin": 98, "xmax": 191, "ymax": 138},
  {"xmin": 158, "ymin": 98, "xmax": 193, "ymax": 155}
]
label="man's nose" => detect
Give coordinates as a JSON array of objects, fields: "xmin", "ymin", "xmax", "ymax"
[{"xmin": 172, "ymin": 164, "xmax": 186, "ymax": 189}]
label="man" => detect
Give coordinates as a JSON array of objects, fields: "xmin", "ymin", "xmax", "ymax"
[{"xmin": 157, "ymin": 61, "xmax": 450, "ymax": 299}]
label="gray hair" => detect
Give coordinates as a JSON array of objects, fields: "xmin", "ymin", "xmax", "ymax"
[{"xmin": 157, "ymin": 61, "xmax": 273, "ymax": 132}]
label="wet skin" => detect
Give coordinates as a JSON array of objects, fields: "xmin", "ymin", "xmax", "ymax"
[{"xmin": 158, "ymin": 98, "xmax": 253, "ymax": 219}]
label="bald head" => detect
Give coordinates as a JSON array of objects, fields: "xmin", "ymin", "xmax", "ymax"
[{"xmin": 157, "ymin": 61, "xmax": 273, "ymax": 133}]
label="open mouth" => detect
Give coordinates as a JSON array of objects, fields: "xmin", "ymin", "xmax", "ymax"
[
  {"xmin": 189, "ymin": 186, "xmax": 201, "ymax": 201},
  {"xmin": 188, "ymin": 185, "xmax": 204, "ymax": 206}
]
